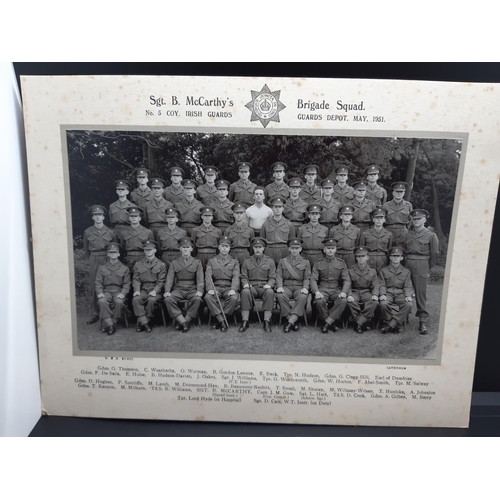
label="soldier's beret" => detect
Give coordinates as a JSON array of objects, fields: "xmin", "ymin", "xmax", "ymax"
[
  {"xmin": 365, "ymin": 165, "xmax": 380, "ymax": 175},
  {"xmin": 218, "ymin": 236, "xmax": 232, "ymax": 246},
  {"xmin": 270, "ymin": 197, "xmax": 285, "ymax": 206},
  {"xmin": 288, "ymin": 177, "xmax": 303, "ymax": 187},
  {"xmin": 237, "ymin": 162, "xmax": 252, "ymax": 171},
  {"xmin": 200, "ymin": 206, "xmax": 215, "ymax": 216},
  {"xmin": 90, "ymin": 205, "xmax": 106, "ymax": 215},
  {"xmin": 321, "ymin": 179, "xmax": 335, "ymax": 188},
  {"xmin": 389, "ymin": 246, "xmax": 405, "ymax": 256},
  {"xmin": 335, "ymin": 166, "xmax": 350, "ymax": 175},
  {"xmin": 204, "ymin": 166, "xmax": 218, "ymax": 175},
  {"xmin": 151, "ymin": 178, "xmax": 166, "ymax": 188},
  {"xmin": 165, "ymin": 208, "xmax": 180, "ymax": 217},
  {"xmin": 271, "ymin": 162, "xmax": 287, "ymax": 172},
  {"xmin": 307, "ymin": 204, "xmax": 323, "ymax": 213},
  {"xmin": 182, "ymin": 179, "xmax": 198, "ymax": 189},
  {"xmin": 410, "ymin": 209, "xmax": 429, "ymax": 219},
  {"xmin": 391, "ymin": 182, "xmax": 408, "ymax": 191},
  {"xmin": 251, "ymin": 237, "xmax": 267, "ymax": 247},
  {"xmin": 371, "ymin": 208, "xmax": 388, "ymax": 218},
  {"xmin": 126, "ymin": 207, "xmax": 143, "ymax": 216},
  {"xmin": 354, "ymin": 246, "xmax": 371, "ymax": 256},
  {"xmin": 142, "ymin": 240, "xmax": 158, "ymax": 250},
  {"xmin": 215, "ymin": 180, "xmax": 230, "ymax": 189},
  {"xmin": 353, "ymin": 180, "xmax": 368, "ymax": 190},
  {"xmin": 232, "ymin": 203, "xmax": 248, "ymax": 212},
  {"xmin": 135, "ymin": 168, "xmax": 149, "ymax": 177},
  {"xmin": 178, "ymin": 237, "xmax": 194, "ymax": 248},
  {"xmin": 322, "ymin": 238, "xmax": 337, "ymax": 248},
  {"xmin": 303, "ymin": 165, "xmax": 319, "ymax": 175},
  {"xmin": 169, "ymin": 167, "xmax": 185, "ymax": 176},
  {"xmin": 288, "ymin": 238, "xmax": 303, "ymax": 247},
  {"xmin": 339, "ymin": 205, "xmax": 355, "ymax": 214},
  {"xmin": 115, "ymin": 180, "xmax": 130, "ymax": 190},
  {"xmin": 106, "ymin": 242, "xmax": 122, "ymax": 252}
]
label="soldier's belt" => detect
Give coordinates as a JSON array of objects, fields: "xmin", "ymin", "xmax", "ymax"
[
  {"xmin": 406, "ymin": 255, "xmax": 429, "ymax": 260},
  {"xmin": 90, "ymin": 251, "xmax": 107, "ymax": 256},
  {"xmin": 213, "ymin": 280, "xmax": 232, "ymax": 285},
  {"xmin": 105, "ymin": 283, "xmax": 123, "ymax": 288},
  {"xmin": 161, "ymin": 249, "xmax": 180, "ymax": 253},
  {"xmin": 283, "ymin": 280, "xmax": 303, "ymax": 286},
  {"xmin": 369, "ymin": 252, "xmax": 386, "ymax": 256},
  {"xmin": 351, "ymin": 287, "xmax": 369, "ymax": 291},
  {"xmin": 197, "ymin": 248, "xmax": 217, "ymax": 253},
  {"xmin": 303, "ymin": 249, "xmax": 322, "ymax": 253},
  {"xmin": 337, "ymin": 250, "xmax": 353, "ymax": 254},
  {"xmin": 176, "ymin": 280, "xmax": 196, "ymax": 284},
  {"xmin": 386, "ymin": 287, "xmax": 404, "ymax": 292},
  {"xmin": 231, "ymin": 248, "xmax": 249, "ymax": 252},
  {"xmin": 386, "ymin": 223, "xmax": 407, "ymax": 228},
  {"xmin": 267, "ymin": 243, "xmax": 287, "ymax": 247},
  {"xmin": 248, "ymin": 281, "xmax": 268, "ymax": 286}
]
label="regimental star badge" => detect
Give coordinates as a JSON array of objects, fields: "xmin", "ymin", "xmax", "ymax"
[{"xmin": 245, "ymin": 84, "xmax": 286, "ymax": 128}]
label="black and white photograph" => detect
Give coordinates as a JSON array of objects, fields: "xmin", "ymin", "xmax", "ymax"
[{"xmin": 68, "ymin": 129, "xmax": 461, "ymax": 360}]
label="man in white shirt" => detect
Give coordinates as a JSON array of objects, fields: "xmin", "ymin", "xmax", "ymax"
[{"xmin": 245, "ymin": 186, "xmax": 273, "ymax": 237}]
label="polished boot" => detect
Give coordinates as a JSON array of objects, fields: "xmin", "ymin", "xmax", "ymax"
[
  {"xmin": 321, "ymin": 322, "xmax": 330, "ymax": 334},
  {"xmin": 107, "ymin": 324, "xmax": 116, "ymax": 336},
  {"xmin": 238, "ymin": 320, "xmax": 249, "ymax": 333},
  {"xmin": 283, "ymin": 322, "xmax": 292, "ymax": 333},
  {"xmin": 86, "ymin": 314, "xmax": 99, "ymax": 325},
  {"xmin": 181, "ymin": 322, "xmax": 190, "ymax": 333},
  {"xmin": 264, "ymin": 321, "xmax": 272, "ymax": 333},
  {"xmin": 354, "ymin": 324, "xmax": 363, "ymax": 334},
  {"xmin": 220, "ymin": 322, "xmax": 229, "ymax": 332},
  {"xmin": 144, "ymin": 323, "xmax": 152, "ymax": 333},
  {"xmin": 419, "ymin": 323, "xmax": 427, "ymax": 335}
]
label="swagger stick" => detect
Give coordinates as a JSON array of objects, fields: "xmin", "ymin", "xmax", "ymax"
[
  {"xmin": 206, "ymin": 271, "xmax": 228, "ymax": 329},
  {"xmin": 239, "ymin": 273, "xmax": 262, "ymax": 324}
]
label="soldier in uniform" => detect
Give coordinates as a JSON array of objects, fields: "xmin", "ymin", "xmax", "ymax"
[
  {"xmin": 143, "ymin": 178, "xmax": 173, "ymax": 240},
  {"xmin": 131, "ymin": 240, "xmax": 167, "ymax": 333},
  {"xmin": 196, "ymin": 166, "xmax": 219, "ymax": 205},
  {"xmin": 228, "ymin": 162, "xmax": 256, "ymax": 205},
  {"xmin": 300, "ymin": 165, "xmax": 322, "ymax": 205},
  {"xmin": 212, "ymin": 180, "xmax": 234, "ymax": 231},
  {"xmin": 264, "ymin": 162, "xmax": 290, "ymax": 204},
  {"xmin": 109, "ymin": 180, "xmax": 137, "ymax": 240},
  {"xmin": 120, "ymin": 207, "xmax": 153, "ymax": 271},
  {"xmin": 360, "ymin": 208, "xmax": 394, "ymax": 272},
  {"xmin": 297, "ymin": 204, "xmax": 329, "ymax": 269},
  {"xmin": 245, "ymin": 186, "xmax": 273, "ymax": 237},
  {"xmin": 225, "ymin": 203, "xmax": 255, "ymax": 266},
  {"xmin": 205, "ymin": 236, "xmax": 240, "ymax": 332},
  {"xmin": 83, "ymin": 205, "xmax": 117, "ymax": 324},
  {"xmin": 130, "ymin": 168, "xmax": 154, "ymax": 212},
  {"xmin": 157, "ymin": 208, "xmax": 187, "ymax": 267},
  {"xmin": 191, "ymin": 206, "xmax": 222, "ymax": 270},
  {"xmin": 404, "ymin": 209, "xmax": 439, "ymax": 334},
  {"xmin": 260, "ymin": 197, "xmax": 296, "ymax": 265},
  {"xmin": 163, "ymin": 167, "xmax": 185, "ymax": 205},
  {"xmin": 346, "ymin": 247, "xmax": 380, "ymax": 334},
  {"xmin": 163, "ymin": 237, "xmax": 204, "ymax": 332},
  {"xmin": 174, "ymin": 179, "xmax": 204, "ymax": 236},
  {"xmin": 379, "ymin": 246, "xmax": 414, "ymax": 334},
  {"xmin": 318, "ymin": 178, "xmax": 341, "ymax": 230},
  {"xmin": 283, "ymin": 178, "xmax": 308, "ymax": 228},
  {"xmin": 350, "ymin": 180, "xmax": 377, "ymax": 235},
  {"xmin": 311, "ymin": 238, "xmax": 350, "ymax": 333},
  {"xmin": 329, "ymin": 205, "xmax": 360, "ymax": 268},
  {"xmin": 383, "ymin": 182, "xmax": 413, "ymax": 245},
  {"xmin": 332, "ymin": 166, "xmax": 355, "ymax": 205},
  {"xmin": 239, "ymin": 237, "xmax": 276, "ymax": 333},
  {"xmin": 364, "ymin": 165, "xmax": 387, "ymax": 207},
  {"xmin": 95, "ymin": 243, "xmax": 131, "ymax": 335},
  {"xmin": 276, "ymin": 238, "xmax": 311, "ymax": 332}
]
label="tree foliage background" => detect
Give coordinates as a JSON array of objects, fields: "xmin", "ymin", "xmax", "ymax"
[{"xmin": 68, "ymin": 130, "xmax": 461, "ymax": 267}]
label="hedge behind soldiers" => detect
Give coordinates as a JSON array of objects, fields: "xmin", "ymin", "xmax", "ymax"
[
  {"xmin": 297, "ymin": 204, "xmax": 329, "ymax": 269},
  {"xmin": 283, "ymin": 178, "xmax": 308, "ymax": 228},
  {"xmin": 84, "ymin": 205, "xmax": 117, "ymax": 323},
  {"xmin": 300, "ymin": 165, "xmax": 322, "ymax": 205},
  {"xmin": 191, "ymin": 206, "xmax": 222, "ymax": 269},
  {"xmin": 276, "ymin": 238, "xmax": 311, "ymax": 332},
  {"xmin": 364, "ymin": 165, "xmax": 387, "ymax": 207},
  {"xmin": 205, "ymin": 237, "xmax": 240, "ymax": 332},
  {"xmin": 157, "ymin": 208, "xmax": 187, "ymax": 266},
  {"xmin": 163, "ymin": 167, "xmax": 185, "ymax": 205},
  {"xmin": 264, "ymin": 162, "xmax": 290, "ymax": 204},
  {"xmin": 120, "ymin": 207, "xmax": 153, "ymax": 271},
  {"xmin": 360, "ymin": 208, "xmax": 394, "ymax": 272},
  {"xmin": 228, "ymin": 162, "xmax": 256, "ymax": 205},
  {"xmin": 95, "ymin": 243, "xmax": 131, "ymax": 335},
  {"xmin": 109, "ymin": 180, "xmax": 137, "ymax": 240},
  {"xmin": 383, "ymin": 182, "xmax": 413, "ymax": 245},
  {"xmin": 131, "ymin": 240, "xmax": 167, "ymax": 333},
  {"xmin": 225, "ymin": 203, "xmax": 255, "ymax": 266},
  {"xmin": 174, "ymin": 179, "xmax": 204, "ymax": 236},
  {"xmin": 130, "ymin": 168, "xmax": 154, "ymax": 211},
  {"xmin": 196, "ymin": 166, "xmax": 219, "ymax": 205},
  {"xmin": 143, "ymin": 178, "xmax": 173, "ymax": 240}
]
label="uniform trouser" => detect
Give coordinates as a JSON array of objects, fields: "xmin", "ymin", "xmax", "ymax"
[
  {"xmin": 380, "ymin": 292, "xmax": 412, "ymax": 326},
  {"xmin": 88, "ymin": 254, "xmax": 107, "ymax": 311},
  {"xmin": 264, "ymin": 245, "xmax": 289, "ymax": 266},
  {"xmin": 387, "ymin": 226, "xmax": 408, "ymax": 245},
  {"xmin": 406, "ymin": 258, "xmax": 430, "ymax": 321},
  {"xmin": 240, "ymin": 286, "xmax": 274, "ymax": 312},
  {"xmin": 230, "ymin": 249, "xmax": 250, "ymax": 267},
  {"xmin": 368, "ymin": 254, "xmax": 388, "ymax": 273},
  {"xmin": 196, "ymin": 250, "xmax": 216, "ymax": 270},
  {"xmin": 164, "ymin": 288, "xmax": 202, "ymax": 321},
  {"xmin": 205, "ymin": 287, "xmax": 239, "ymax": 317},
  {"xmin": 314, "ymin": 289, "xmax": 347, "ymax": 321},
  {"xmin": 347, "ymin": 290, "xmax": 378, "ymax": 325},
  {"xmin": 336, "ymin": 251, "xmax": 355, "ymax": 268},
  {"xmin": 97, "ymin": 291, "xmax": 126, "ymax": 327},
  {"xmin": 302, "ymin": 250, "xmax": 323, "ymax": 270},
  {"xmin": 276, "ymin": 286, "xmax": 308, "ymax": 318},
  {"xmin": 132, "ymin": 291, "xmax": 162, "ymax": 325}
]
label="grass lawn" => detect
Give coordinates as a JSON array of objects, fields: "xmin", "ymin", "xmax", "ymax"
[{"xmin": 76, "ymin": 283, "xmax": 442, "ymax": 360}]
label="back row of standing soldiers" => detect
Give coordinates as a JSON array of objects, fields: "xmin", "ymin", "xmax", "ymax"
[{"xmin": 84, "ymin": 162, "xmax": 438, "ymax": 334}]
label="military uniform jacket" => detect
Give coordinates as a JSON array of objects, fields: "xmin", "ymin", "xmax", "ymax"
[
  {"xmin": 283, "ymin": 197, "xmax": 308, "ymax": 224},
  {"xmin": 332, "ymin": 184, "xmax": 354, "ymax": 205},
  {"xmin": 264, "ymin": 181, "xmax": 290, "ymax": 203},
  {"xmin": 206, "ymin": 255, "xmax": 240, "ymax": 291},
  {"xmin": 299, "ymin": 184, "xmax": 322, "ymax": 205},
  {"xmin": 311, "ymin": 257, "xmax": 351, "ymax": 293},
  {"xmin": 130, "ymin": 187, "xmax": 154, "ymax": 211},
  {"xmin": 95, "ymin": 260, "xmax": 131, "ymax": 295},
  {"xmin": 329, "ymin": 224, "xmax": 360, "ymax": 251},
  {"xmin": 109, "ymin": 199, "xmax": 137, "ymax": 226},
  {"xmin": 348, "ymin": 264, "xmax": 379, "ymax": 295},
  {"xmin": 241, "ymin": 255, "xmax": 276, "ymax": 287},
  {"xmin": 365, "ymin": 184, "xmax": 387, "ymax": 207},
  {"xmin": 163, "ymin": 185, "xmax": 185, "ymax": 205},
  {"xmin": 174, "ymin": 197, "xmax": 204, "ymax": 225},
  {"xmin": 192, "ymin": 224, "xmax": 222, "ymax": 250},
  {"xmin": 405, "ymin": 227, "xmax": 439, "ymax": 268},
  {"xmin": 297, "ymin": 223, "xmax": 329, "ymax": 250},
  {"xmin": 157, "ymin": 226, "xmax": 187, "ymax": 250},
  {"xmin": 383, "ymin": 199, "xmax": 413, "ymax": 226},
  {"xmin": 165, "ymin": 256, "xmax": 204, "ymax": 293},
  {"xmin": 260, "ymin": 217, "xmax": 296, "ymax": 244},
  {"xmin": 277, "ymin": 255, "xmax": 311, "ymax": 289},
  {"xmin": 379, "ymin": 265, "xmax": 414, "ymax": 297},
  {"xmin": 120, "ymin": 225, "xmax": 153, "ymax": 252},
  {"xmin": 351, "ymin": 198, "xmax": 376, "ymax": 225},
  {"xmin": 143, "ymin": 198, "xmax": 174, "ymax": 225},
  {"xmin": 212, "ymin": 198, "xmax": 234, "ymax": 225},
  {"xmin": 84, "ymin": 225, "xmax": 117, "ymax": 256},
  {"xmin": 196, "ymin": 183, "xmax": 218, "ymax": 205},
  {"xmin": 228, "ymin": 179, "xmax": 257, "ymax": 205},
  {"xmin": 319, "ymin": 197, "xmax": 341, "ymax": 225},
  {"xmin": 133, "ymin": 257, "xmax": 167, "ymax": 294},
  {"xmin": 360, "ymin": 227, "xmax": 394, "ymax": 253},
  {"xmin": 224, "ymin": 224, "xmax": 255, "ymax": 248}
]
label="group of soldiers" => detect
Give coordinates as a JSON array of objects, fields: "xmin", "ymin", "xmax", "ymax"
[{"xmin": 83, "ymin": 161, "xmax": 439, "ymax": 336}]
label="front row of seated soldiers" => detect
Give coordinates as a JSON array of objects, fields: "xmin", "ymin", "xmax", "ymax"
[{"xmin": 92, "ymin": 236, "xmax": 416, "ymax": 337}]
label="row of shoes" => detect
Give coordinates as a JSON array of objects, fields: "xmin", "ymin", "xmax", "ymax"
[{"xmin": 238, "ymin": 320, "xmax": 272, "ymax": 333}]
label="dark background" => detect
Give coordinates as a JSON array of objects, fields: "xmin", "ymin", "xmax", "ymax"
[{"xmin": 14, "ymin": 63, "xmax": 500, "ymax": 435}]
